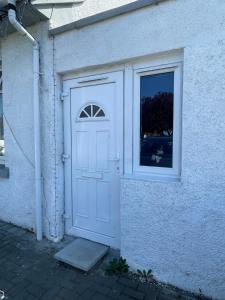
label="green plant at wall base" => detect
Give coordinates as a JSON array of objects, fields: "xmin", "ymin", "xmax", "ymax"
[
  {"xmin": 137, "ymin": 269, "xmax": 153, "ymax": 283},
  {"xmin": 106, "ymin": 257, "xmax": 129, "ymax": 274}
]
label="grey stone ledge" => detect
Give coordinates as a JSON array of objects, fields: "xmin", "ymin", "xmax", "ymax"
[
  {"xmin": 0, "ymin": 165, "xmax": 9, "ymax": 179},
  {"xmin": 49, "ymin": 0, "xmax": 167, "ymax": 36}
]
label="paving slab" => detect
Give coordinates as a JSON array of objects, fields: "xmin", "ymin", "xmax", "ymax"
[
  {"xmin": 54, "ymin": 238, "xmax": 109, "ymax": 271},
  {"xmin": 0, "ymin": 220, "xmax": 208, "ymax": 300}
]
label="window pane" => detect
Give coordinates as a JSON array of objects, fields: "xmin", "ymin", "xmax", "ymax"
[
  {"xmin": 140, "ymin": 72, "xmax": 174, "ymax": 168},
  {"xmin": 0, "ymin": 93, "xmax": 4, "ymax": 156},
  {"xmin": 96, "ymin": 109, "xmax": 105, "ymax": 117},
  {"xmin": 80, "ymin": 111, "xmax": 88, "ymax": 118},
  {"xmin": 93, "ymin": 105, "xmax": 100, "ymax": 116},
  {"xmin": 84, "ymin": 105, "xmax": 91, "ymax": 117}
]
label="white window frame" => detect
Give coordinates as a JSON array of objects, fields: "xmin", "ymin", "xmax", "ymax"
[{"xmin": 133, "ymin": 62, "xmax": 182, "ymax": 179}]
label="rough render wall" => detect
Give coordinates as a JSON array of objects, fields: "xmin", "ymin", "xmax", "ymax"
[
  {"xmin": 0, "ymin": 33, "xmax": 35, "ymax": 229},
  {"xmin": 37, "ymin": 0, "xmax": 137, "ymax": 29},
  {"xmin": 122, "ymin": 43, "xmax": 225, "ymax": 299},
  {"xmin": 70, "ymin": 0, "xmax": 137, "ymax": 21},
  {"xmin": 0, "ymin": 21, "xmax": 64, "ymax": 240},
  {"xmin": 1, "ymin": 0, "xmax": 225, "ymax": 298},
  {"xmin": 53, "ymin": 0, "xmax": 225, "ymax": 298}
]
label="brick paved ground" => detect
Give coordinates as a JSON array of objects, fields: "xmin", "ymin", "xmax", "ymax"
[{"xmin": 0, "ymin": 220, "xmax": 208, "ymax": 300}]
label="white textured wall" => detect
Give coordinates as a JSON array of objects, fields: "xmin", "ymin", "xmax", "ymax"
[
  {"xmin": 0, "ymin": 31, "xmax": 35, "ymax": 229},
  {"xmin": 1, "ymin": 0, "xmax": 225, "ymax": 299},
  {"xmin": 37, "ymin": 0, "xmax": 137, "ymax": 28},
  {"xmin": 0, "ymin": 21, "xmax": 64, "ymax": 240},
  {"xmin": 121, "ymin": 42, "xmax": 225, "ymax": 297},
  {"xmin": 53, "ymin": 0, "xmax": 225, "ymax": 298}
]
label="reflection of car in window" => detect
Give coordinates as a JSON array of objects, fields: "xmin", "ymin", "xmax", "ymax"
[{"xmin": 141, "ymin": 136, "xmax": 173, "ymax": 168}]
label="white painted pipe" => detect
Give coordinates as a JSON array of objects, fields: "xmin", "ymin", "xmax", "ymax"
[{"xmin": 7, "ymin": 0, "xmax": 43, "ymax": 240}]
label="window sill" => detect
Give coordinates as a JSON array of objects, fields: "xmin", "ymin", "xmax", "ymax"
[
  {"xmin": 0, "ymin": 165, "xmax": 9, "ymax": 179},
  {"xmin": 122, "ymin": 173, "xmax": 181, "ymax": 183}
]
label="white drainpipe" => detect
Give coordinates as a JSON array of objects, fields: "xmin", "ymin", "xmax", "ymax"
[{"xmin": 7, "ymin": 0, "xmax": 42, "ymax": 240}]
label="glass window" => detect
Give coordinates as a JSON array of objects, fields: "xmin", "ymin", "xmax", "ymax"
[
  {"xmin": 96, "ymin": 109, "xmax": 105, "ymax": 117},
  {"xmin": 79, "ymin": 104, "xmax": 105, "ymax": 119},
  {"xmin": 93, "ymin": 105, "xmax": 99, "ymax": 116},
  {"xmin": 80, "ymin": 110, "xmax": 88, "ymax": 118},
  {"xmin": 0, "ymin": 66, "xmax": 4, "ymax": 157},
  {"xmin": 84, "ymin": 105, "xmax": 92, "ymax": 117},
  {"xmin": 140, "ymin": 72, "xmax": 174, "ymax": 168}
]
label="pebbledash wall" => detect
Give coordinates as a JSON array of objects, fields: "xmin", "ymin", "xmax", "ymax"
[
  {"xmin": 1, "ymin": 0, "xmax": 225, "ymax": 299},
  {"xmin": 0, "ymin": 21, "xmax": 63, "ymax": 239}
]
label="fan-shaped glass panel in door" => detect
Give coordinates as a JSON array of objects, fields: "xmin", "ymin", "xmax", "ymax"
[{"xmin": 79, "ymin": 104, "xmax": 105, "ymax": 119}]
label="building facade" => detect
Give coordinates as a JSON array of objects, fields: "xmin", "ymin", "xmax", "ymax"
[{"xmin": 0, "ymin": 0, "xmax": 225, "ymax": 298}]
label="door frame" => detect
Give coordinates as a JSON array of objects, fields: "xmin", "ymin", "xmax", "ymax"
[{"xmin": 62, "ymin": 71, "xmax": 124, "ymax": 248}]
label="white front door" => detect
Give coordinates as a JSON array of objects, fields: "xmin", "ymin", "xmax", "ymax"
[{"xmin": 63, "ymin": 72, "xmax": 123, "ymax": 248}]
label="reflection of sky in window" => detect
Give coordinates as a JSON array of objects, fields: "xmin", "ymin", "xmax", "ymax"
[{"xmin": 141, "ymin": 72, "xmax": 174, "ymax": 100}]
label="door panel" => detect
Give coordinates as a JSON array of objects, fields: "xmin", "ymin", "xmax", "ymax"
[
  {"xmin": 76, "ymin": 131, "xmax": 89, "ymax": 169},
  {"xmin": 96, "ymin": 131, "xmax": 109, "ymax": 171},
  {"xmin": 96, "ymin": 181, "xmax": 110, "ymax": 222},
  {"xmin": 76, "ymin": 179, "xmax": 89, "ymax": 218}
]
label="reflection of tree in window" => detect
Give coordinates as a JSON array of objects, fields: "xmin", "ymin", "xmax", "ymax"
[
  {"xmin": 140, "ymin": 72, "xmax": 174, "ymax": 168},
  {"xmin": 141, "ymin": 92, "xmax": 173, "ymax": 138}
]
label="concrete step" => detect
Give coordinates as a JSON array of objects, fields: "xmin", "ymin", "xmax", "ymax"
[{"xmin": 54, "ymin": 238, "xmax": 109, "ymax": 272}]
